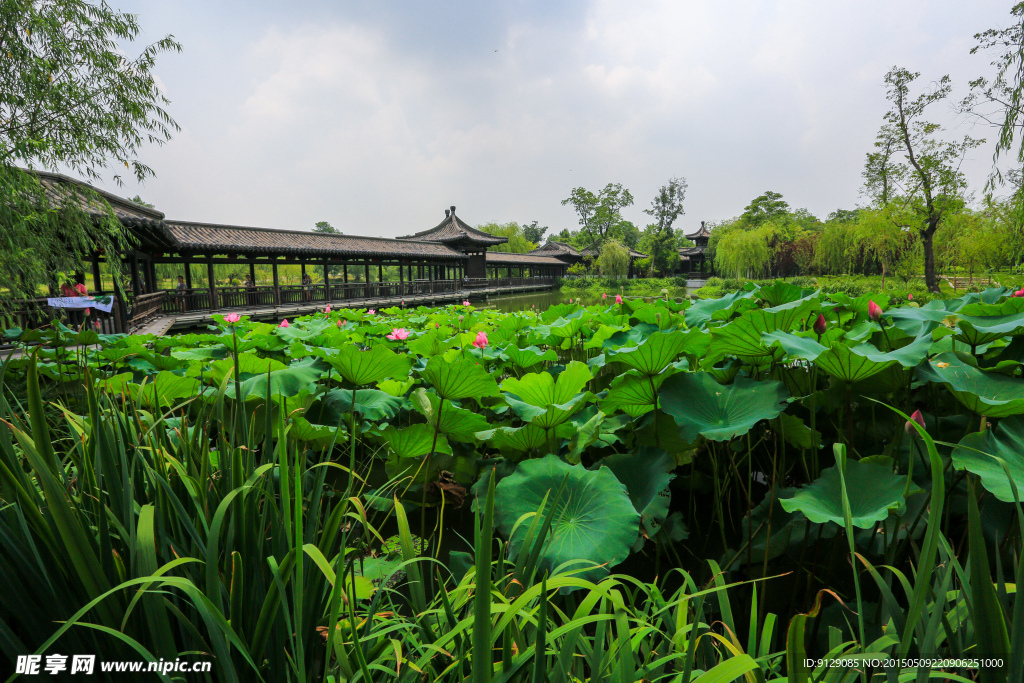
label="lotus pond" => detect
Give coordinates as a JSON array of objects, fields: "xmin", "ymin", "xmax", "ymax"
[{"xmin": 2, "ymin": 281, "xmax": 1024, "ymax": 681}]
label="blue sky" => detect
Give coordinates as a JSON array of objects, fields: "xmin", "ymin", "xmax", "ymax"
[{"xmin": 98, "ymin": 0, "xmax": 1014, "ymax": 238}]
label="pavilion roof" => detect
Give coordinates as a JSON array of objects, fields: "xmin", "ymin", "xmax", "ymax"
[
  {"xmin": 398, "ymin": 207, "xmax": 508, "ymax": 247},
  {"xmin": 679, "ymin": 246, "xmax": 705, "ymax": 257},
  {"xmin": 528, "ymin": 241, "xmax": 582, "ymax": 257},
  {"xmin": 33, "ymin": 170, "xmax": 178, "ymax": 251},
  {"xmin": 685, "ymin": 223, "xmax": 712, "ymax": 240},
  {"xmin": 164, "ymin": 221, "xmax": 466, "ymax": 260},
  {"xmin": 485, "ymin": 251, "xmax": 570, "ymax": 266}
]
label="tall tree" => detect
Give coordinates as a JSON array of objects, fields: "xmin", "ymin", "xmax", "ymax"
[
  {"xmin": 0, "ymin": 0, "xmax": 181, "ymax": 303},
  {"xmin": 477, "ymin": 222, "xmax": 535, "ymax": 253},
  {"xmin": 870, "ymin": 66, "xmax": 982, "ymax": 292},
  {"xmin": 641, "ymin": 177, "xmax": 687, "ymax": 276},
  {"xmin": 561, "ymin": 183, "xmax": 634, "ymax": 250},
  {"xmin": 741, "ymin": 191, "xmax": 789, "ymax": 226}
]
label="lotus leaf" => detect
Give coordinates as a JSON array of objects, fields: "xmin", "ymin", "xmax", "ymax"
[
  {"xmin": 607, "ymin": 330, "xmax": 689, "ymax": 375},
  {"xmin": 310, "ymin": 389, "xmax": 404, "ymax": 423},
  {"xmin": 916, "ymin": 352, "xmax": 1024, "ymax": 417},
  {"xmin": 420, "ymin": 355, "xmax": 500, "ymax": 400},
  {"xmin": 502, "ymin": 344, "xmax": 558, "ymax": 369},
  {"xmin": 951, "ymin": 415, "xmax": 1024, "ymax": 502},
  {"xmin": 494, "ymin": 454, "xmax": 639, "ymax": 581},
  {"xmin": 660, "ymin": 373, "xmax": 790, "ymax": 441},
  {"xmin": 779, "ymin": 459, "xmax": 908, "ymax": 528},
  {"xmin": 411, "ymin": 388, "xmax": 490, "ymax": 443},
  {"xmin": 322, "ymin": 344, "xmax": 414, "ymax": 387},
  {"xmin": 380, "ymin": 423, "xmax": 452, "ymax": 459}
]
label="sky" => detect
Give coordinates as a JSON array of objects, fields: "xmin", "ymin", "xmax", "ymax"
[{"xmin": 90, "ymin": 0, "xmax": 1017, "ymax": 239}]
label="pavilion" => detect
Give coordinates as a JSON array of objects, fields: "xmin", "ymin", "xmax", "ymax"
[{"xmin": 678, "ymin": 222, "xmax": 713, "ymax": 276}]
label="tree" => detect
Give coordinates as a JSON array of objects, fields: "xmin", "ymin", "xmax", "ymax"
[
  {"xmin": 313, "ymin": 220, "xmax": 340, "ymax": 234},
  {"xmin": 870, "ymin": 67, "xmax": 983, "ymax": 292},
  {"xmin": 561, "ymin": 183, "xmax": 634, "ymax": 250},
  {"xmin": 1, "ymin": 0, "xmax": 181, "ymax": 303},
  {"xmin": 715, "ymin": 226, "xmax": 772, "ymax": 278},
  {"xmin": 596, "ymin": 240, "xmax": 630, "ymax": 279},
  {"xmin": 641, "ymin": 177, "xmax": 687, "ymax": 276},
  {"xmin": 521, "ymin": 221, "xmax": 549, "ymax": 244},
  {"xmin": 478, "ymin": 222, "xmax": 535, "ymax": 253},
  {"xmin": 741, "ymin": 191, "xmax": 790, "ymax": 226},
  {"xmin": 964, "ymin": 3, "xmax": 1024, "ymax": 177},
  {"xmin": 131, "ymin": 195, "xmax": 155, "ymax": 208}
]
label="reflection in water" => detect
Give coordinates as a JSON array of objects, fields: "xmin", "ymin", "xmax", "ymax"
[{"xmin": 481, "ymin": 288, "xmax": 690, "ymax": 312}]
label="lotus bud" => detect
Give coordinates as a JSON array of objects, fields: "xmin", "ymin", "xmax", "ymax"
[
  {"xmin": 279, "ymin": 318, "xmax": 290, "ymax": 327},
  {"xmin": 905, "ymin": 409, "xmax": 925, "ymax": 435},
  {"xmin": 868, "ymin": 300, "xmax": 882, "ymax": 322},
  {"xmin": 813, "ymin": 313, "xmax": 827, "ymax": 336},
  {"xmin": 1014, "ymin": 288, "xmax": 1024, "ymax": 298},
  {"xmin": 602, "ymin": 293, "xmax": 607, "ymax": 299},
  {"xmin": 337, "ymin": 319, "xmax": 344, "ymax": 328},
  {"xmin": 907, "ymin": 293, "xmax": 913, "ymax": 301},
  {"xmin": 615, "ymin": 294, "xmax": 623, "ymax": 304}
]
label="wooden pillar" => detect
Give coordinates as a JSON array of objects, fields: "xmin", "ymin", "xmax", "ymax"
[
  {"xmin": 400, "ymin": 260, "xmax": 404, "ymax": 294},
  {"xmin": 343, "ymin": 263, "xmax": 348, "ymax": 284},
  {"xmin": 323, "ymin": 261, "xmax": 330, "ymax": 300},
  {"xmin": 272, "ymin": 261, "xmax": 280, "ymax": 305},
  {"xmin": 184, "ymin": 261, "xmax": 193, "ymax": 290},
  {"xmin": 249, "ymin": 262, "xmax": 256, "ymax": 284},
  {"xmin": 207, "ymin": 258, "xmax": 217, "ymax": 309},
  {"xmin": 91, "ymin": 257, "xmax": 103, "ymax": 293},
  {"xmin": 148, "ymin": 259, "xmax": 158, "ymax": 292},
  {"xmin": 364, "ymin": 263, "xmax": 370, "ymax": 287},
  {"xmin": 130, "ymin": 253, "xmax": 142, "ymax": 296},
  {"xmin": 378, "ymin": 263, "xmax": 383, "ymax": 283}
]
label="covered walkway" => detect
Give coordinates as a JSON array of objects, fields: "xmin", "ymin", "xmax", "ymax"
[{"xmin": 5, "ymin": 174, "xmax": 566, "ymax": 338}]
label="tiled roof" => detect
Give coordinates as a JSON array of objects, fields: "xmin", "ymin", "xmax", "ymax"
[
  {"xmin": 485, "ymin": 252, "xmax": 569, "ymax": 266},
  {"xmin": 529, "ymin": 241, "xmax": 581, "ymax": 257},
  {"xmin": 33, "ymin": 170, "xmax": 166, "ymax": 227},
  {"xmin": 398, "ymin": 208, "xmax": 508, "ymax": 247},
  {"xmin": 685, "ymin": 223, "xmax": 712, "ymax": 240},
  {"xmin": 165, "ymin": 222, "xmax": 466, "ymax": 260},
  {"xmin": 579, "ymin": 246, "xmax": 649, "ymax": 259},
  {"xmin": 679, "ymin": 246, "xmax": 706, "ymax": 257}
]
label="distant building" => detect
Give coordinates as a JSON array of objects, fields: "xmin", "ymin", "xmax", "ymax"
[{"xmin": 678, "ymin": 222, "xmax": 712, "ymax": 276}]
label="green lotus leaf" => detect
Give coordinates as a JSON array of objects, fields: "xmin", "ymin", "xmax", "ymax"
[
  {"xmin": 660, "ymin": 373, "xmax": 790, "ymax": 442},
  {"xmin": 309, "ymin": 389, "xmax": 404, "ymax": 423},
  {"xmin": 916, "ymin": 352, "xmax": 1024, "ymax": 417},
  {"xmin": 494, "ymin": 454, "xmax": 640, "ymax": 581},
  {"xmin": 753, "ymin": 281, "xmax": 815, "ymax": 307},
  {"xmin": 566, "ymin": 410, "xmax": 605, "ymax": 464},
  {"xmin": 274, "ymin": 319, "xmax": 333, "ymax": 343},
  {"xmin": 601, "ymin": 370, "xmax": 670, "ymax": 418},
  {"xmin": 599, "ymin": 448, "xmax": 675, "ymax": 540},
  {"xmin": 322, "ymin": 344, "xmax": 414, "ymax": 387},
  {"xmin": 762, "ymin": 330, "xmax": 828, "ymax": 361},
  {"xmin": 377, "ymin": 377, "xmax": 415, "ymax": 397},
  {"xmin": 954, "ymin": 312, "xmax": 1024, "ymax": 348},
  {"xmin": 407, "ymin": 331, "xmax": 457, "ymax": 358},
  {"xmin": 607, "ymin": 330, "xmax": 689, "ymax": 375},
  {"xmin": 505, "ymin": 392, "xmax": 593, "ymax": 429},
  {"xmin": 171, "ymin": 346, "xmax": 230, "ymax": 361},
  {"xmin": 209, "ymin": 353, "xmax": 288, "ymax": 385},
  {"xmin": 736, "ymin": 488, "xmax": 837, "ymax": 567},
  {"xmin": 476, "ymin": 423, "xmax": 574, "ymax": 454},
  {"xmin": 411, "ymin": 388, "xmax": 490, "ymax": 443},
  {"xmin": 501, "ymin": 361, "xmax": 593, "ymax": 408},
  {"xmin": 584, "ymin": 324, "xmax": 624, "ymax": 350},
  {"xmin": 602, "ymin": 323, "xmax": 659, "ymax": 350},
  {"xmin": 684, "ymin": 289, "xmax": 756, "ymax": 328},
  {"xmin": 850, "ymin": 334, "xmax": 931, "ymax": 368},
  {"xmin": 884, "ymin": 300, "xmax": 957, "ymax": 337},
  {"xmin": 380, "ymin": 423, "xmax": 451, "ymax": 459},
  {"xmin": 951, "ymin": 415, "xmax": 1024, "ymax": 503},
  {"xmin": 706, "ymin": 313, "xmax": 794, "ymax": 365},
  {"xmin": 779, "ymin": 459, "xmax": 908, "ymax": 528},
  {"xmin": 814, "ymin": 343, "xmax": 898, "ymax": 383},
  {"xmin": 420, "ymin": 355, "xmax": 500, "ymax": 400},
  {"xmin": 549, "ymin": 312, "xmax": 591, "ymax": 339},
  {"xmin": 502, "ymin": 344, "xmax": 558, "ymax": 369},
  {"xmin": 237, "ymin": 363, "xmax": 324, "ymax": 402},
  {"xmin": 133, "ymin": 371, "xmax": 209, "ymax": 408},
  {"xmin": 96, "ymin": 372, "xmax": 134, "ymax": 395},
  {"xmin": 290, "ymin": 416, "xmax": 342, "ymax": 446},
  {"xmin": 777, "ymin": 412, "xmax": 821, "ymax": 451}
]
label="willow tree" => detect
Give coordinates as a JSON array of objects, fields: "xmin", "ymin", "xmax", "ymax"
[
  {"xmin": 1, "ymin": 0, "xmax": 181, "ymax": 303},
  {"xmin": 714, "ymin": 226, "xmax": 772, "ymax": 279},
  {"xmin": 596, "ymin": 240, "xmax": 630, "ymax": 279}
]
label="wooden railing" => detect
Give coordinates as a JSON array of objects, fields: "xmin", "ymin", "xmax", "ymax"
[{"xmin": 127, "ymin": 291, "xmax": 167, "ymax": 331}]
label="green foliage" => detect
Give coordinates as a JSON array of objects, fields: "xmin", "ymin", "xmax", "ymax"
[
  {"xmin": 595, "ymin": 238, "xmax": 630, "ymax": 279},
  {"xmin": 476, "ymin": 221, "xmax": 537, "ymax": 253}
]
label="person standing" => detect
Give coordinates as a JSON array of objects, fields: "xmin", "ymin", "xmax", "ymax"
[
  {"xmin": 175, "ymin": 275, "xmax": 187, "ymax": 312},
  {"xmin": 302, "ymin": 272, "xmax": 312, "ymax": 301}
]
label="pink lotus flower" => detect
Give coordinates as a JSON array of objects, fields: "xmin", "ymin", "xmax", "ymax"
[
  {"xmin": 868, "ymin": 300, "xmax": 882, "ymax": 321},
  {"xmin": 224, "ymin": 312, "xmax": 241, "ymax": 324},
  {"xmin": 435, "ymin": 322, "xmax": 440, "ymax": 329},
  {"xmin": 615, "ymin": 294, "xmax": 623, "ymax": 304},
  {"xmin": 1014, "ymin": 288, "xmax": 1024, "ymax": 298},
  {"xmin": 905, "ymin": 409, "xmax": 926, "ymax": 435},
  {"xmin": 367, "ymin": 309, "xmax": 376, "ymax": 315},
  {"xmin": 386, "ymin": 328, "xmax": 409, "ymax": 341},
  {"xmin": 472, "ymin": 331, "xmax": 488, "ymax": 349},
  {"xmin": 93, "ymin": 320, "xmax": 101, "ymax": 330},
  {"xmin": 325, "ymin": 305, "xmax": 332, "ymax": 314},
  {"xmin": 907, "ymin": 293, "xmax": 913, "ymax": 301},
  {"xmin": 813, "ymin": 313, "xmax": 827, "ymax": 336},
  {"xmin": 336, "ymin": 319, "xmax": 344, "ymax": 328},
  {"xmin": 602, "ymin": 293, "xmax": 607, "ymax": 299},
  {"xmin": 463, "ymin": 300, "xmax": 471, "ymax": 306},
  {"xmin": 279, "ymin": 318, "xmax": 290, "ymax": 328}
]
